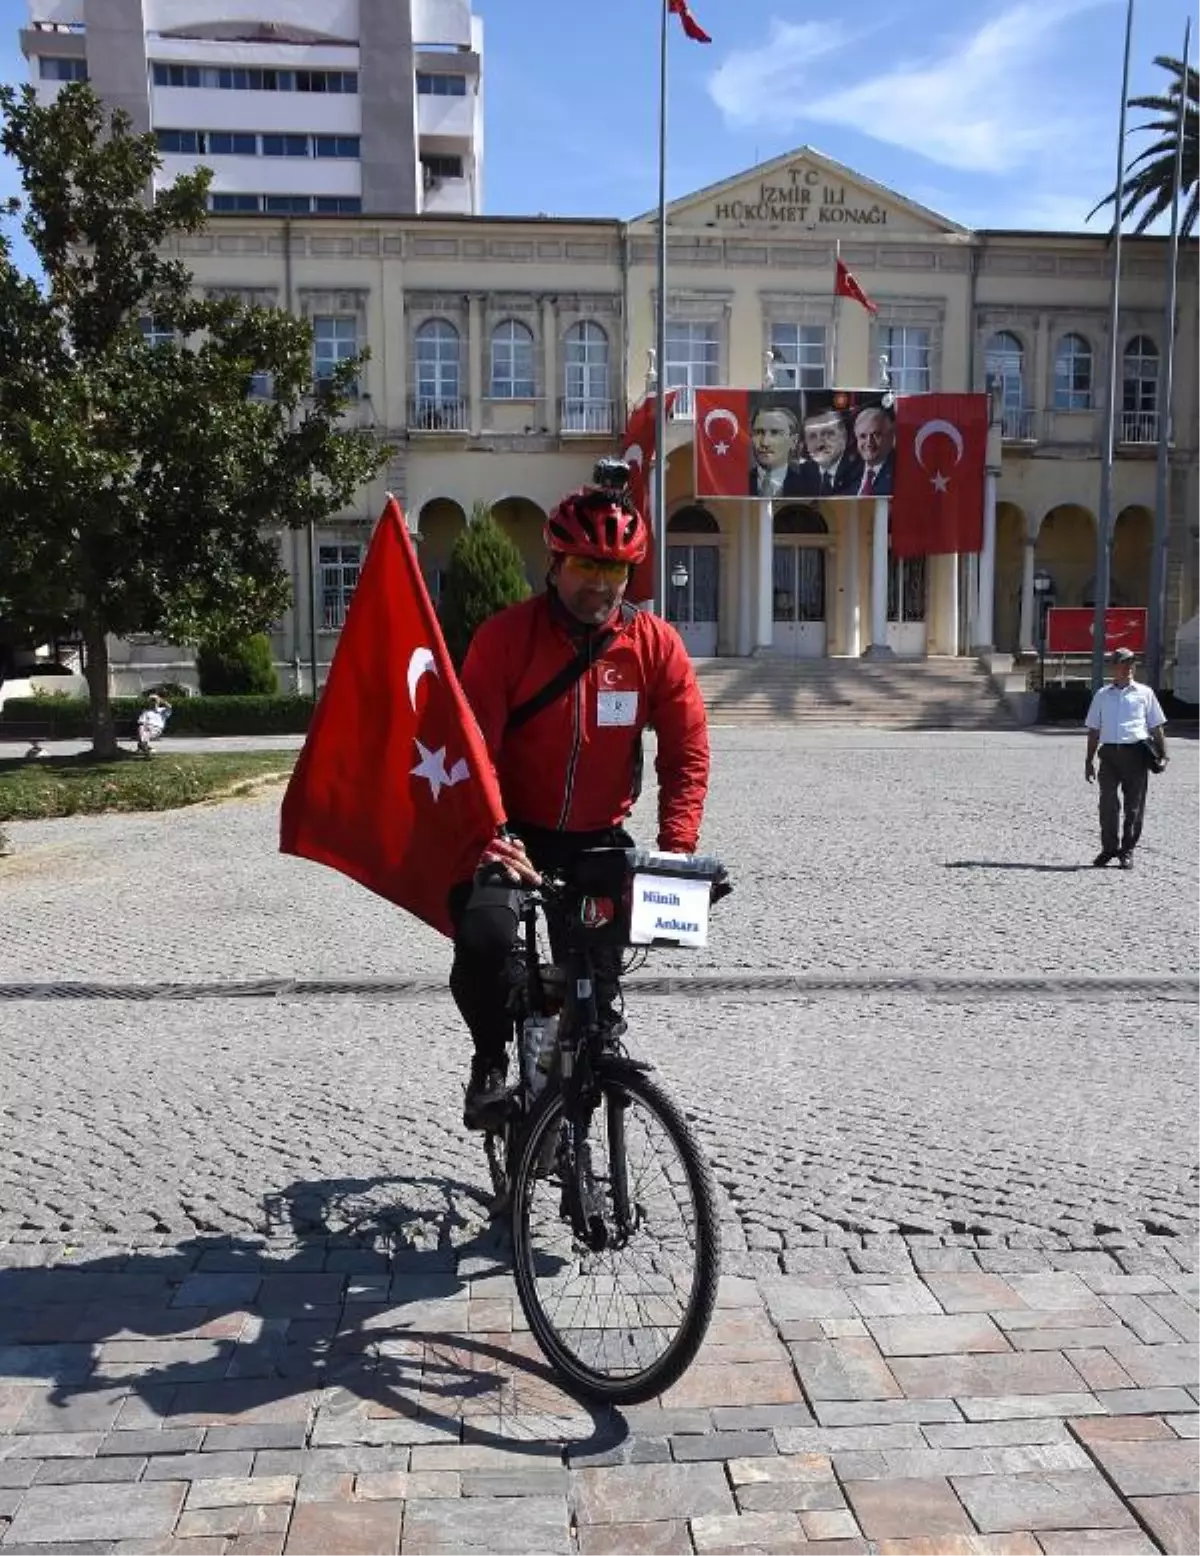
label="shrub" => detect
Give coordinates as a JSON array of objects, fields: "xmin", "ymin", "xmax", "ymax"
[
  {"xmin": 438, "ymin": 506, "xmax": 531, "ymax": 666},
  {"xmin": 0, "ymin": 695, "xmax": 313, "ymax": 738},
  {"xmin": 196, "ymin": 633, "xmax": 279, "ymax": 696}
]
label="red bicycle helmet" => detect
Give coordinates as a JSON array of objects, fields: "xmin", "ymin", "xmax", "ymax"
[{"xmin": 544, "ymin": 485, "xmax": 649, "ymax": 566}]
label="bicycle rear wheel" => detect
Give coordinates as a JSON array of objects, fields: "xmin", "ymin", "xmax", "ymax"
[{"xmin": 511, "ymin": 1056, "xmax": 720, "ymax": 1404}]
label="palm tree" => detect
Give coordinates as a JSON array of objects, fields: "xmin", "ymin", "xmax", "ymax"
[{"xmin": 1090, "ymin": 55, "xmax": 1198, "ymax": 236}]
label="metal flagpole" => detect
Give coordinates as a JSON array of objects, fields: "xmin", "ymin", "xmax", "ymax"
[
  {"xmin": 1146, "ymin": 15, "xmax": 1191, "ymax": 692},
  {"xmin": 831, "ymin": 239, "xmax": 841, "ymax": 383},
  {"xmin": 1090, "ymin": 0, "xmax": 1136, "ymax": 692},
  {"xmin": 653, "ymin": 0, "xmax": 670, "ymax": 617}
]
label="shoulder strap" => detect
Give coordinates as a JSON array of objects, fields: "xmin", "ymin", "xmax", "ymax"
[{"xmin": 504, "ymin": 604, "xmax": 636, "ymax": 735}]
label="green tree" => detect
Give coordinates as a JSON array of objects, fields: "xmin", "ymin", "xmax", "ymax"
[
  {"xmin": 438, "ymin": 503, "xmax": 531, "ymax": 666},
  {"xmin": 1091, "ymin": 56, "xmax": 1198, "ymax": 236},
  {"xmin": 0, "ymin": 84, "xmax": 388, "ymax": 755},
  {"xmin": 196, "ymin": 632, "xmax": 279, "ymax": 696}
]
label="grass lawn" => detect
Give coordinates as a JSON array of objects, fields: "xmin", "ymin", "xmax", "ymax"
[{"xmin": 0, "ymin": 750, "xmax": 297, "ymax": 822}]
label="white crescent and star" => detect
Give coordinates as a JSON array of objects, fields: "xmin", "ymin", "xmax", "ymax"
[
  {"xmin": 624, "ymin": 442, "xmax": 645, "ymax": 470},
  {"xmin": 406, "ymin": 645, "xmax": 470, "ymax": 800},
  {"xmin": 914, "ymin": 419, "xmax": 964, "ymax": 494},
  {"xmin": 703, "ymin": 407, "xmax": 739, "ymax": 458}
]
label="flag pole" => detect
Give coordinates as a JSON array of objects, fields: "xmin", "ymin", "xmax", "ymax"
[
  {"xmin": 832, "ymin": 239, "xmax": 841, "ymax": 383},
  {"xmin": 1090, "ymin": 0, "xmax": 1136, "ymax": 692},
  {"xmin": 653, "ymin": 0, "xmax": 670, "ymax": 617},
  {"xmin": 1146, "ymin": 16, "xmax": 1191, "ymax": 692}
]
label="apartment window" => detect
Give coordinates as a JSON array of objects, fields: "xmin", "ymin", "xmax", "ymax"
[
  {"xmin": 490, "ymin": 319, "xmax": 535, "ymax": 398},
  {"xmin": 415, "ymin": 319, "xmax": 461, "ymax": 407},
  {"xmin": 769, "ymin": 323, "xmax": 826, "ymax": 390},
  {"xmin": 262, "ymin": 133, "xmax": 310, "ymax": 158},
  {"xmin": 265, "ymin": 195, "xmax": 314, "ymax": 214},
  {"xmin": 314, "ymin": 136, "xmax": 360, "ymax": 159},
  {"xmin": 985, "ymin": 331, "xmax": 1025, "ymax": 410},
  {"xmin": 564, "ymin": 321, "xmax": 609, "ymax": 404},
  {"xmin": 313, "ymin": 315, "xmax": 358, "ymax": 396},
  {"xmin": 154, "ymin": 63, "xmax": 359, "ymax": 92},
  {"xmin": 421, "ymin": 154, "xmax": 464, "ymax": 182},
  {"xmin": 319, "ymin": 544, "xmax": 361, "ymax": 630},
  {"xmin": 210, "ymin": 193, "xmax": 261, "ymax": 212},
  {"xmin": 1053, "ymin": 333, "xmax": 1093, "ymax": 410},
  {"xmin": 314, "ymin": 196, "xmax": 362, "ymax": 214},
  {"xmin": 206, "ymin": 132, "xmax": 257, "ymax": 156},
  {"xmin": 878, "ymin": 326, "xmax": 930, "ymax": 394},
  {"xmin": 248, "ymin": 371, "xmax": 273, "ymax": 400},
  {"xmin": 416, "ymin": 73, "xmax": 468, "ymax": 95},
  {"xmin": 1122, "ymin": 334, "xmax": 1158, "ymax": 414},
  {"xmin": 139, "ymin": 316, "xmax": 175, "ymax": 350},
  {"xmin": 156, "ymin": 129, "xmax": 202, "ymax": 155},
  {"xmin": 664, "ymin": 320, "xmax": 720, "ymax": 415},
  {"xmin": 40, "ymin": 57, "xmax": 88, "ymax": 81}
]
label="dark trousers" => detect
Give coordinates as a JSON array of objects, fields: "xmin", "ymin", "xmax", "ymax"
[
  {"xmin": 449, "ymin": 823, "xmax": 630, "ymax": 1071},
  {"xmin": 1098, "ymin": 744, "xmax": 1149, "ymax": 855}
]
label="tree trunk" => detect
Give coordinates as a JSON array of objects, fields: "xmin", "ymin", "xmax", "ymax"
[{"xmin": 82, "ymin": 620, "xmax": 117, "ymax": 758}]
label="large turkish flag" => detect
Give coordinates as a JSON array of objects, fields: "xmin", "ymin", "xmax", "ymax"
[
  {"xmin": 694, "ymin": 388, "xmax": 751, "ymax": 500},
  {"xmin": 280, "ymin": 498, "xmax": 506, "ymax": 937},
  {"xmin": 891, "ymin": 393, "xmax": 989, "ymax": 558}
]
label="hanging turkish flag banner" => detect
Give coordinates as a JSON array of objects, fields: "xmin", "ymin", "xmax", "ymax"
[
  {"xmin": 834, "ymin": 257, "xmax": 878, "ymax": 315},
  {"xmin": 891, "ymin": 393, "xmax": 989, "ymax": 557},
  {"xmin": 280, "ymin": 498, "xmax": 506, "ymax": 937},
  {"xmin": 623, "ymin": 390, "xmax": 677, "ymax": 603},
  {"xmin": 693, "ymin": 388, "xmax": 751, "ymax": 500},
  {"xmin": 668, "ymin": 0, "xmax": 712, "ymax": 43}
]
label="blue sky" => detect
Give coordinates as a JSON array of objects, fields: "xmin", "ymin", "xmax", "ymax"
[{"xmin": 1, "ymin": 0, "xmax": 1192, "ymax": 279}]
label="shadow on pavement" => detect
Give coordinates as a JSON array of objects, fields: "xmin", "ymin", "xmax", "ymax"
[
  {"xmin": 0, "ymin": 1172, "xmax": 628, "ymax": 1460},
  {"xmin": 944, "ymin": 860, "xmax": 1094, "ymax": 872}
]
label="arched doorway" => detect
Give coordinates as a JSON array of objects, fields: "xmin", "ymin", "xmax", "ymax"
[
  {"xmin": 995, "ymin": 502, "xmax": 1028, "ymax": 655},
  {"xmin": 491, "ymin": 496, "xmax": 548, "ymax": 590},
  {"xmin": 1036, "ymin": 505, "xmax": 1096, "ymax": 606},
  {"xmin": 1112, "ymin": 505, "xmax": 1151, "ymax": 608},
  {"xmin": 667, "ymin": 506, "xmax": 720, "ymax": 657},
  {"xmin": 772, "ymin": 505, "xmax": 828, "ymax": 657},
  {"xmin": 416, "ymin": 498, "xmax": 467, "ymax": 607}
]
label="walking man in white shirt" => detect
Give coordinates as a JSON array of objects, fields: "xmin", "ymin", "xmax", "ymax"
[{"xmin": 1084, "ymin": 647, "xmax": 1168, "ymax": 869}]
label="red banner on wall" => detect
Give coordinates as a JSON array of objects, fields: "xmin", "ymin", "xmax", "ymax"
[
  {"xmin": 891, "ymin": 393, "xmax": 989, "ymax": 557},
  {"xmin": 1045, "ymin": 607, "xmax": 1147, "ymax": 655}
]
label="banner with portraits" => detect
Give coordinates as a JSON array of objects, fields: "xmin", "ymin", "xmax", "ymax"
[{"xmin": 694, "ymin": 388, "xmax": 896, "ymax": 503}]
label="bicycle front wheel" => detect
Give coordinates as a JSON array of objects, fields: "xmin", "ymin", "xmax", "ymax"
[{"xmin": 511, "ymin": 1056, "xmax": 720, "ymax": 1404}]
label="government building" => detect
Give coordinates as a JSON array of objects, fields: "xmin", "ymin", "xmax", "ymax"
[{"xmin": 18, "ymin": 2, "xmax": 1200, "ymax": 710}]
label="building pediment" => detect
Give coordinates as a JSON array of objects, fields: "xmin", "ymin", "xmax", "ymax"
[{"xmin": 633, "ymin": 147, "xmax": 966, "ymax": 240}]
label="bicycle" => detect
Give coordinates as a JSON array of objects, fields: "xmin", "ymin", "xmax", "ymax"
[{"xmin": 478, "ymin": 843, "xmax": 729, "ymax": 1405}]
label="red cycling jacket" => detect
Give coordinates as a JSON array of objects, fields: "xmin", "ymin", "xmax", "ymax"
[{"xmin": 460, "ymin": 592, "xmax": 710, "ymax": 852}]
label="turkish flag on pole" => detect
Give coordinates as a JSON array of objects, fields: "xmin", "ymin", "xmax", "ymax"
[
  {"xmin": 835, "ymin": 257, "xmax": 878, "ymax": 315},
  {"xmin": 668, "ymin": 0, "xmax": 712, "ymax": 43},
  {"xmin": 623, "ymin": 391, "xmax": 677, "ymax": 603},
  {"xmin": 891, "ymin": 394, "xmax": 989, "ymax": 558},
  {"xmin": 280, "ymin": 497, "xmax": 506, "ymax": 937},
  {"xmin": 693, "ymin": 389, "xmax": 751, "ymax": 499}
]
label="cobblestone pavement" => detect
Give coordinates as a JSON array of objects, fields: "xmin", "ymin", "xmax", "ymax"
[{"xmin": 0, "ymin": 728, "xmax": 1196, "ymax": 1552}]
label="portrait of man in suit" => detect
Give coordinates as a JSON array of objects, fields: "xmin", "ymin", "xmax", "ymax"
[
  {"xmin": 748, "ymin": 402, "xmax": 811, "ymax": 499},
  {"xmin": 853, "ymin": 405, "xmax": 896, "ymax": 496},
  {"xmin": 802, "ymin": 406, "xmax": 862, "ymax": 497}
]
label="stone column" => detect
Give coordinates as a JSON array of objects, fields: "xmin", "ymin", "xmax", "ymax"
[
  {"xmin": 942, "ymin": 553, "xmax": 960, "ymax": 656},
  {"xmin": 467, "ymin": 294, "xmax": 483, "ymax": 435},
  {"xmin": 542, "ymin": 295, "xmax": 557, "ymax": 434},
  {"xmin": 1018, "ymin": 536, "xmax": 1036, "ymax": 655},
  {"xmin": 843, "ymin": 507, "xmax": 861, "ymax": 656},
  {"xmin": 756, "ymin": 502, "xmax": 774, "ymax": 650},
  {"xmin": 863, "ymin": 497, "xmax": 893, "ymax": 657},
  {"xmin": 973, "ymin": 471, "xmax": 998, "ymax": 651},
  {"xmin": 737, "ymin": 502, "xmax": 754, "ymax": 656}
]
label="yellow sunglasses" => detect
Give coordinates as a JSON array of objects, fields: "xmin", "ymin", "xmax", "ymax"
[{"xmin": 562, "ymin": 555, "xmax": 630, "ymax": 582}]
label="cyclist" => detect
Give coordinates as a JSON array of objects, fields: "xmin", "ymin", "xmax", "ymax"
[{"xmin": 452, "ymin": 467, "xmax": 710, "ymax": 1128}]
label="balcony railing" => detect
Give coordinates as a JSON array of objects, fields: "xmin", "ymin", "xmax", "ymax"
[
  {"xmin": 408, "ymin": 396, "xmax": 469, "ymax": 432},
  {"xmin": 668, "ymin": 386, "xmax": 695, "ymax": 418},
  {"xmin": 999, "ymin": 407, "xmax": 1036, "ymax": 441},
  {"xmin": 559, "ymin": 398, "xmax": 615, "ymax": 434},
  {"xmin": 1119, "ymin": 410, "xmax": 1159, "ymax": 445}
]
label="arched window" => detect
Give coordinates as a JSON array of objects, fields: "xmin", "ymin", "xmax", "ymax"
[
  {"xmin": 985, "ymin": 331, "xmax": 1026, "ymax": 437},
  {"xmin": 667, "ymin": 506, "xmax": 719, "ymax": 534},
  {"xmin": 1053, "ymin": 333, "xmax": 1092, "ymax": 410},
  {"xmin": 414, "ymin": 319, "xmax": 460, "ymax": 422},
  {"xmin": 1122, "ymin": 335, "xmax": 1158, "ymax": 443},
  {"xmin": 774, "ymin": 505, "xmax": 827, "ymax": 536},
  {"xmin": 562, "ymin": 321, "xmax": 610, "ymax": 431},
  {"xmin": 490, "ymin": 318, "xmax": 535, "ymax": 399}
]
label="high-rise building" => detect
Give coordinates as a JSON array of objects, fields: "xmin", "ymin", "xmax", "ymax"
[{"xmin": 21, "ymin": 0, "xmax": 484, "ymax": 216}]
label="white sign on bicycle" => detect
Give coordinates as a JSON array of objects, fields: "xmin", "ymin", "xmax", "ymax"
[{"xmin": 629, "ymin": 870, "xmax": 711, "ymax": 948}]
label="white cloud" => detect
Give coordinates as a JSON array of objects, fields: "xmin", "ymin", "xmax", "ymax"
[{"xmin": 708, "ymin": 1, "xmax": 1115, "ymax": 176}]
